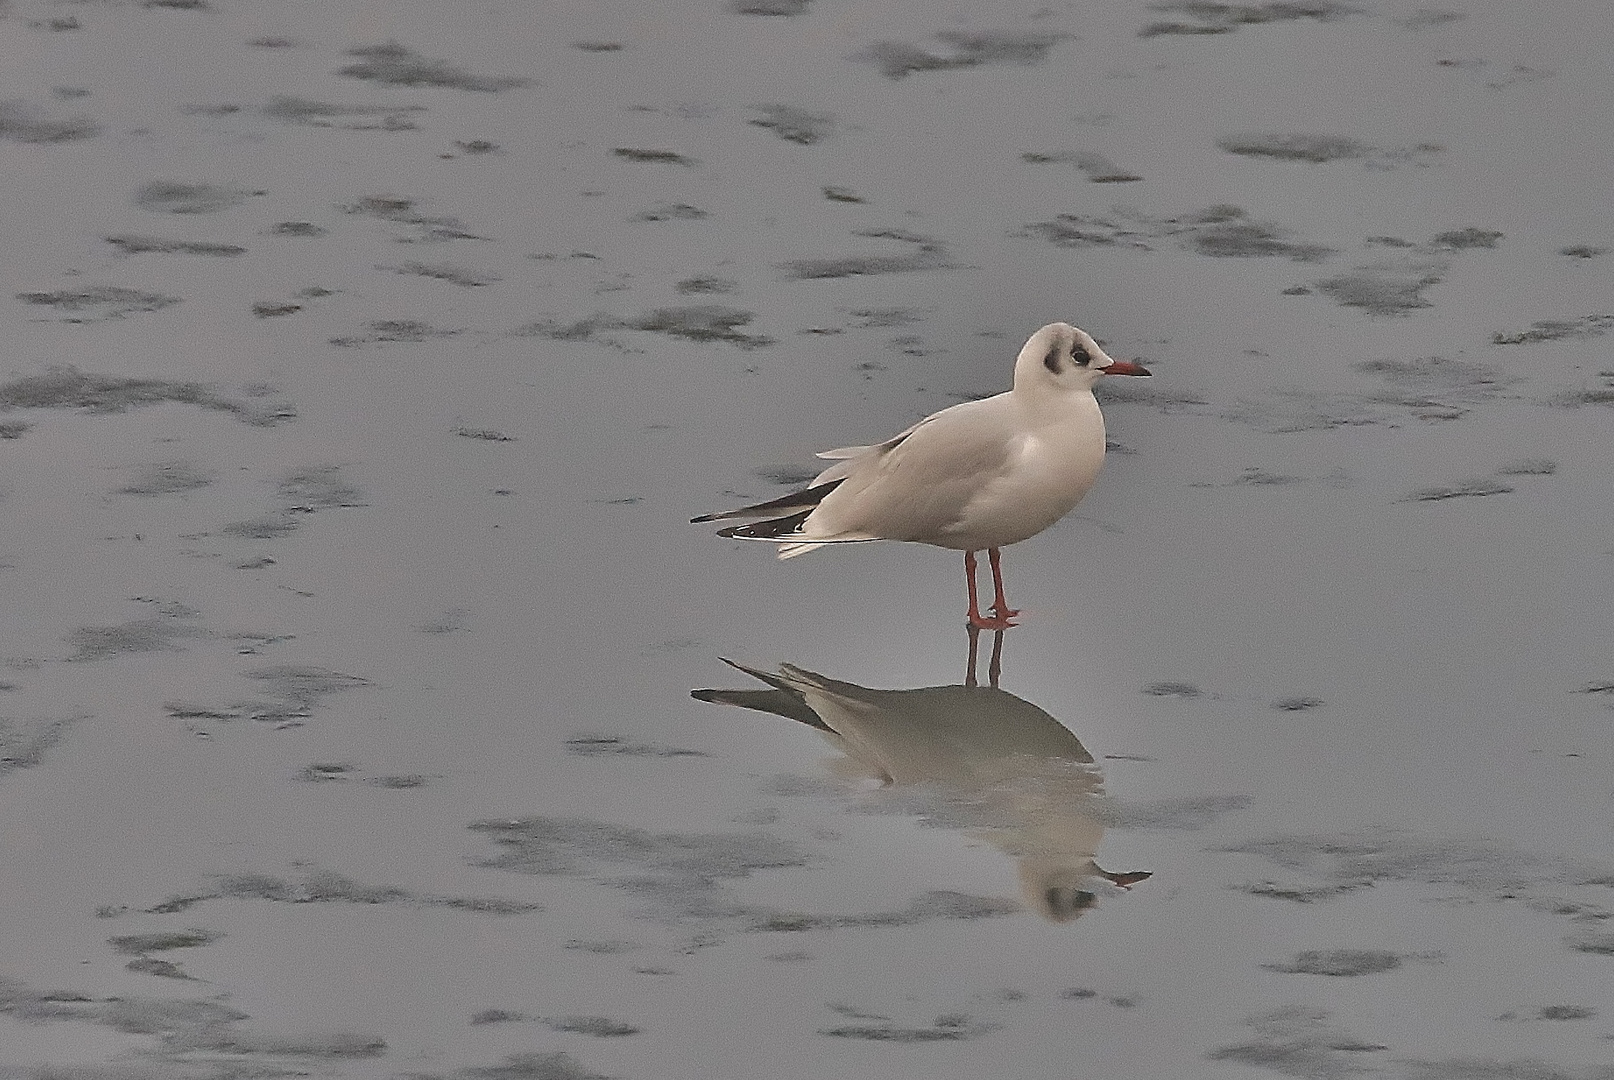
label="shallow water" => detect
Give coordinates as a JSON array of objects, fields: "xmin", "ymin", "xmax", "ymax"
[{"xmin": 3, "ymin": 1, "xmax": 1614, "ymax": 1076}]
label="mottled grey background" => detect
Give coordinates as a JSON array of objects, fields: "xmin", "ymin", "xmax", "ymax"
[{"xmin": 2, "ymin": 1, "xmax": 1613, "ymax": 1077}]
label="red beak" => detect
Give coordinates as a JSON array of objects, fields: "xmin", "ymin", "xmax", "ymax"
[{"xmin": 1102, "ymin": 360, "xmax": 1151, "ymax": 377}]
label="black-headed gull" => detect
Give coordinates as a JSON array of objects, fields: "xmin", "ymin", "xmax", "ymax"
[
  {"xmin": 693, "ymin": 322, "xmax": 1150, "ymax": 628},
  {"xmin": 693, "ymin": 657, "xmax": 1152, "ymax": 921}
]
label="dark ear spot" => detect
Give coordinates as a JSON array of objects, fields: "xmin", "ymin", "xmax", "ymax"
[
  {"xmin": 1071, "ymin": 342, "xmax": 1091, "ymax": 367},
  {"xmin": 1042, "ymin": 344, "xmax": 1063, "ymax": 374}
]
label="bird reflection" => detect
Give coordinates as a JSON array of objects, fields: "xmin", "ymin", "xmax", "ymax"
[{"xmin": 692, "ymin": 630, "xmax": 1150, "ymax": 922}]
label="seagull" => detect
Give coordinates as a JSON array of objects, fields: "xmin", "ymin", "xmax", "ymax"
[{"xmin": 692, "ymin": 322, "xmax": 1150, "ymax": 628}]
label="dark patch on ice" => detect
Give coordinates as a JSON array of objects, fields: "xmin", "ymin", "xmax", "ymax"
[
  {"xmin": 245, "ymin": 664, "xmax": 369, "ymax": 709},
  {"xmin": 17, "ymin": 286, "xmax": 180, "ymax": 321},
  {"xmin": 222, "ymin": 515, "xmax": 301, "ymax": 539},
  {"xmin": 676, "ymin": 276, "xmax": 735, "ymax": 294},
  {"xmin": 148, "ymin": 867, "xmax": 540, "ymax": 917},
  {"xmin": 0, "ymin": 419, "xmax": 32, "ymax": 438},
  {"xmin": 1537, "ymin": 1005, "xmax": 1595, "ymax": 1020},
  {"xmin": 296, "ymin": 762, "xmax": 355, "ymax": 782},
  {"xmin": 864, "ymin": 31, "xmax": 1068, "ymax": 79},
  {"xmin": 109, "ymin": 928, "xmax": 220, "ymax": 955},
  {"xmin": 1405, "ymin": 479, "xmax": 1514, "ymax": 501},
  {"xmin": 546, "ymin": 1016, "xmax": 641, "ymax": 1037},
  {"xmin": 1273, "ymin": 696, "xmax": 1324, "ymax": 711},
  {"xmin": 472, "ymin": 1009, "xmax": 528, "ymax": 1024},
  {"xmin": 144, "ymin": 0, "xmax": 214, "ymax": 9},
  {"xmin": 1431, "ymin": 227, "xmax": 1503, "ymax": 250},
  {"xmin": 339, "ymin": 42, "xmax": 528, "ymax": 91},
  {"xmin": 1021, "ymin": 214, "xmax": 1150, "ymax": 249},
  {"xmin": 823, "ymin": 185, "xmax": 865, "ymax": 203},
  {"xmin": 369, "ymin": 773, "xmax": 429, "ymax": 788},
  {"xmin": 120, "ymin": 461, "xmax": 213, "ymax": 495},
  {"xmin": 613, "ymin": 147, "xmax": 697, "ymax": 165},
  {"xmin": 1209, "ymin": 1006, "xmax": 1385, "ymax": 1077},
  {"xmin": 440, "ymin": 1052, "xmax": 613, "ymax": 1080},
  {"xmin": 1492, "ymin": 315, "xmax": 1614, "ymax": 345},
  {"xmin": 268, "ymin": 220, "xmax": 327, "ymax": 237},
  {"xmin": 1315, "ymin": 258, "xmax": 1447, "ymax": 315},
  {"xmin": 383, "ymin": 260, "xmax": 498, "ymax": 286},
  {"xmin": 1182, "ymin": 206, "xmax": 1334, "ymax": 261},
  {"xmin": 630, "ymin": 202, "xmax": 708, "ymax": 221},
  {"xmin": 1496, "ymin": 458, "xmax": 1556, "ymax": 476},
  {"xmin": 456, "ymin": 426, "xmax": 515, "ymax": 442},
  {"xmin": 749, "ymin": 105, "xmax": 833, "ymax": 145},
  {"xmin": 780, "ymin": 228, "xmax": 950, "ymax": 279},
  {"xmin": 820, "ymin": 1015, "xmax": 999, "ymax": 1041},
  {"xmin": 29, "ymin": 15, "xmax": 82, "ymax": 31},
  {"xmin": 339, "ymin": 193, "xmax": 486, "ymax": 241},
  {"xmin": 252, "ymin": 301, "xmax": 301, "ymax": 317},
  {"xmin": 0, "ymin": 99, "xmax": 99, "ymax": 142},
  {"xmin": 264, "ymin": 95, "xmax": 424, "ymax": 130},
  {"xmin": 1020, "ymin": 205, "xmax": 1331, "ymax": 260},
  {"xmin": 1357, "ymin": 355, "xmax": 1506, "ymax": 402},
  {"xmin": 0, "ymin": 973, "xmax": 386, "ymax": 1066},
  {"xmin": 1566, "ymin": 932, "xmax": 1614, "ymax": 955},
  {"xmin": 106, "ymin": 235, "xmax": 246, "ymax": 256},
  {"xmin": 66, "ymin": 617, "xmax": 206, "ymax": 662},
  {"xmin": 1218, "ymin": 133, "xmax": 1368, "ymax": 162},
  {"xmin": 1141, "ymin": 2, "xmax": 1360, "ymax": 37},
  {"xmin": 1061, "ymin": 987, "xmax": 1099, "ymax": 999},
  {"xmin": 1144, "ymin": 681, "xmax": 1201, "ymax": 698},
  {"xmin": 565, "ymin": 734, "xmax": 709, "ymax": 758},
  {"xmin": 565, "ymin": 939, "xmax": 640, "ymax": 954},
  {"xmin": 248, "ymin": 35, "xmax": 302, "ymax": 48},
  {"xmin": 850, "ymin": 307, "xmax": 925, "ymax": 328},
  {"xmin": 0, "ymin": 715, "xmax": 81, "ymax": 776},
  {"xmin": 1233, "ymin": 468, "xmax": 1304, "ymax": 485},
  {"xmin": 626, "ymin": 305, "xmax": 775, "ymax": 348},
  {"xmin": 573, "ymin": 41, "xmax": 624, "ymax": 52},
  {"xmin": 1264, "ymin": 949, "xmax": 1402, "ymax": 976},
  {"xmin": 733, "ymin": 0, "xmax": 813, "ymax": 13},
  {"xmin": 1559, "ymin": 245, "xmax": 1607, "ymax": 259},
  {"xmin": 756, "ymin": 465, "xmax": 818, "ymax": 485},
  {"xmin": 125, "ymin": 955, "xmax": 194, "ymax": 979},
  {"xmin": 331, "ymin": 319, "xmax": 463, "ymax": 346},
  {"xmin": 1400, "ymin": 1060, "xmax": 1614, "ymax": 1080},
  {"xmin": 1022, "ymin": 150, "xmax": 1142, "ymax": 182},
  {"xmin": 1225, "ymin": 827, "xmax": 1614, "ymax": 914},
  {"xmin": 1398, "ymin": 9, "xmax": 1465, "ymax": 28},
  {"xmin": 135, "ymin": 180, "xmax": 256, "ymax": 215}
]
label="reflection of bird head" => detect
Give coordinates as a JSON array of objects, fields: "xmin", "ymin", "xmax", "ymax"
[{"xmin": 1019, "ymin": 861, "xmax": 1101, "ymax": 923}]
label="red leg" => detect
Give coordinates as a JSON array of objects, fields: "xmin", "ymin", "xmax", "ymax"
[
  {"xmin": 965, "ymin": 550, "xmax": 1016, "ymax": 630},
  {"xmin": 987, "ymin": 547, "xmax": 1020, "ymax": 622},
  {"xmin": 964, "ymin": 623, "xmax": 981, "ymax": 687}
]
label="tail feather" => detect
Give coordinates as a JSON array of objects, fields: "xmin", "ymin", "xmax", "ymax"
[
  {"xmin": 717, "ymin": 508, "xmax": 813, "ymax": 540},
  {"xmin": 691, "ymin": 478, "xmax": 844, "ymax": 524}
]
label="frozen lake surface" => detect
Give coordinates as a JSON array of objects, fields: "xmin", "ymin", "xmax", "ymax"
[{"xmin": 2, "ymin": 1, "xmax": 1613, "ymax": 1077}]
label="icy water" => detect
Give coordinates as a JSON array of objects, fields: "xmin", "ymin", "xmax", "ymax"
[{"xmin": 3, "ymin": 1, "xmax": 1614, "ymax": 1077}]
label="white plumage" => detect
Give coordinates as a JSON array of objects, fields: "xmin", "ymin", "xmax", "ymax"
[{"xmin": 693, "ymin": 322, "xmax": 1150, "ymax": 627}]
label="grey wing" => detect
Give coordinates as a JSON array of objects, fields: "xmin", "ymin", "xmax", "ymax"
[
  {"xmin": 809, "ymin": 414, "xmax": 938, "ymax": 486},
  {"xmin": 811, "ymin": 404, "xmax": 1019, "ymax": 541}
]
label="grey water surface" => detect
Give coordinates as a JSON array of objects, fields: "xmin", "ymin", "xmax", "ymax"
[{"xmin": 2, "ymin": 1, "xmax": 1614, "ymax": 1077}]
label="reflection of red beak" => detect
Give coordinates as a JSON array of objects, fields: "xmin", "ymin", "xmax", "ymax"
[{"xmin": 1102, "ymin": 360, "xmax": 1152, "ymax": 377}]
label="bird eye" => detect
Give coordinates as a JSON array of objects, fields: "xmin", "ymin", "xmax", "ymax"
[{"xmin": 1071, "ymin": 343, "xmax": 1091, "ymax": 367}]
